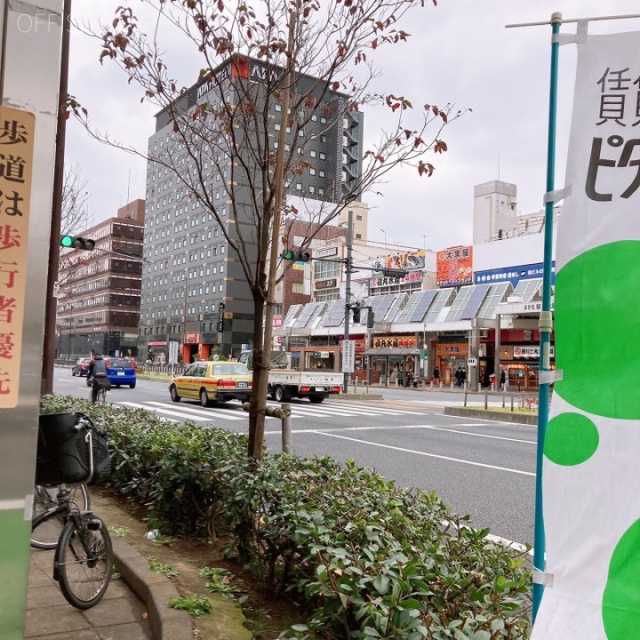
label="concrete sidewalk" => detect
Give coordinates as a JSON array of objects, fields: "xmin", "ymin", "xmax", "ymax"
[{"xmin": 24, "ymin": 511, "xmax": 193, "ymax": 640}]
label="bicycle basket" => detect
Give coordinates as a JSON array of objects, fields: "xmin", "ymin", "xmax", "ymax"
[{"xmin": 36, "ymin": 413, "xmax": 111, "ymax": 486}]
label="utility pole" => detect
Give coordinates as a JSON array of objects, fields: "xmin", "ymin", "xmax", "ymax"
[
  {"xmin": 41, "ymin": 0, "xmax": 72, "ymax": 394},
  {"xmin": 343, "ymin": 210, "xmax": 353, "ymax": 394}
]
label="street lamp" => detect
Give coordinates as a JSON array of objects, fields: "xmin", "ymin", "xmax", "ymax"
[{"xmin": 380, "ymin": 229, "xmax": 387, "ymax": 249}]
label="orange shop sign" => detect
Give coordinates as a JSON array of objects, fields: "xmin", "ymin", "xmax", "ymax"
[
  {"xmin": 184, "ymin": 333, "xmax": 200, "ymax": 344},
  {"xmin": 436, "ymin": 343, "xmax": 468, "ymax": 357},
  {"xmin": 436, "ymin": 245, "xmax": 473, "ymax": 286}
]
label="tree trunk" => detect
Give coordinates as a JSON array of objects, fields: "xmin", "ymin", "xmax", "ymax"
[{"xmin": 248, "ymin": 294, "xmax": 268, "ymax": 460}]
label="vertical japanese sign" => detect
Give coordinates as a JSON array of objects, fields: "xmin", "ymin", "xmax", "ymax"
[
  {"xmin": 533, "ymin": 30, "xmax": 640, "ymax": 640},
  {"xmin": 0, "ymin": 106, "xmax": 35, "ymax": 408},
  {"xmin": 436, "ymin": 245, "xmax": 473, "ymax": 287}
]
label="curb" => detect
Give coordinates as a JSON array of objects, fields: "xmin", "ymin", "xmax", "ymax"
[
  {"xmin": 341, "ymin": 393, "xmax": 384, "ymax": 400},
  {"xmin": 111, "ymin": 537, "xmax": 193, "ymax": 640},
  {"xmin": 444, "ymin": 406, "xmax": 538, "ymax": 425}
]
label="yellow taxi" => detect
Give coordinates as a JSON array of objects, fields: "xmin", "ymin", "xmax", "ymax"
[{"xmin": 169, "ymin": 361, "xmax": 253, "ymax": 407}]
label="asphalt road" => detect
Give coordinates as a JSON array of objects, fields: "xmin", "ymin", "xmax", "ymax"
[{"xmin": 54, "ymin": 369, "xmax": 537, "ymax": 546}]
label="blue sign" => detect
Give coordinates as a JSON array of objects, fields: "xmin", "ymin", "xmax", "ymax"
[{"xmin": 474, "ymin": 261, "xmax": 556, "ymax": 286}]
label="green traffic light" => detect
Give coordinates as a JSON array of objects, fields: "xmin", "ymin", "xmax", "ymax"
[
  {"xmin": 60, "ymin": 235, "xmax": 74, "ymax": 248},
  {"xmin": 282, "ymin": 250, "xmax": 295, "ymax": 260}
]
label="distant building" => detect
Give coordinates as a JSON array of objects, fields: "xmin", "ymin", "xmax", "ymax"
[
  {"xmin": 473, "ymin": 180, "xmax": 561, "ymax": 244},
  {"xmin": 56, "ymin": 200, "xmax": 145, "ymax": 359}
]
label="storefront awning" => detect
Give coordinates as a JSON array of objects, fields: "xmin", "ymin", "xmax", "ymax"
[{"xmin": 364, "ymin": 348, "xmax": 421, "ymax": 356}]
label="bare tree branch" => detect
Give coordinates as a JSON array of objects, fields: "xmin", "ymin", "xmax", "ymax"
[{"xmin": 71, "ymin": 0, "xmax": 465, "ymax": 460}]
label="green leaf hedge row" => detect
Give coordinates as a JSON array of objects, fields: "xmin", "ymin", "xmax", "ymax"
[{"xmin": 40, "ymin": 395, "xmax": 532, "ymax": 639}]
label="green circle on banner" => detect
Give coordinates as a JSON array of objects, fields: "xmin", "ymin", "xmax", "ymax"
[
  {"xmin": 554, "ymin": 241, "xmax": 640, "ymax": 419},
  {"xmin": 544, "ymin": 412, "xmax": 599, "ymax": 466},
  {"xmin": 603, "ymin": 518, "xmax": 640, "ymax": 639}
]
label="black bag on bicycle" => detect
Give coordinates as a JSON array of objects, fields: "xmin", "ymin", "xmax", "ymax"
[
  {"xmin": 91, "ymin": 374, "xmax": 111, "ymax": 391},
  {"xmin": 36, "ymin": 413, "xmax": 111, "ymax": 486}
]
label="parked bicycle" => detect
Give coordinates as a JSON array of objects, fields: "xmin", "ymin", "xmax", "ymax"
[
  {"xmin": 31, "ymin": 483, "xmax": 90, "ymax": 550},
  {"xmin": 33, "ymin": 412, "xmax": 113, "ymax": 609}
]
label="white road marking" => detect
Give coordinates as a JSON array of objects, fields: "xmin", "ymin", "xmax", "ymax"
[
  {"xmin": 305, "ymin": 431, "xmax": 535, "ymax": 476},
  {"xmin": 265, "ymin": 423, "xmax": 535, "ymax": 445}
]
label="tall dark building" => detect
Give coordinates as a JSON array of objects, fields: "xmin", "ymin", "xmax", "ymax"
[{"xmin": 138, "ymin": 54, "xmax": 363, "ymax": 363}]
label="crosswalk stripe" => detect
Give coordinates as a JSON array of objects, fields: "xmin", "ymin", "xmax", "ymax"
[
  {"xmin": 118, "ymin": 402, "xmax": 211, "ymax": 422},
  {"xmin": 145, "ymin": 400, "xmax": 246, "ymax": 421},
  {"xmin": 117, "ymin": 399, "xmax": 431, "ymax": 422},
  {"xmin": 327, "ymin": 402, "xmax": 425, "ymax": 415}
]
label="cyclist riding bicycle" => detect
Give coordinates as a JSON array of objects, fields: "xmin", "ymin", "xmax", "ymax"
[{"xmin": 87, "ymin": 354, "xmax": 111, "ymax": 402}]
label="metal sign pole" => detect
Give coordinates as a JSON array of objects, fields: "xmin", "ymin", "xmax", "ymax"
[{"xmin": 0, "ymin": 2, "xmax": 64, "ymax": 636}]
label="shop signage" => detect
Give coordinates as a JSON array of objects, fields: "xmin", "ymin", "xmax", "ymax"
[
  {"xmin": 272, "ymin": 315, "xmax": 282, "ymax": 328},
  {"xmin": 474, "ymin": 262, "xmax": 557, "ymax": 286},
  {"xmin": 148, "ymin": 341, "xmax": 167, "ymax": 347},
  {"xmin": 313, "ymin": 351, "xmax": 330, "ymax": 359},
  {"xmin": 315, "ymin": 247, "xmax": 339, "ymax": 258},
  {"xmin": 436, "ymin": 343, "xmax": 468, "ymax": 356},
  {"xmin": 436, "ymin": 245, "xmax": 473, "ymax": 287},
  {"xmin": 315, "ymin": 278, "xmax": 337, "ymax": 290},
  {"xmin": 184, "ymin": 333, "xmax": 200, "ymax": 344},
  {"xmin": 369, "ymin": 271, "xmax": 423, "ymax": 288},
  {"xmin": 372, "ymin": 336, "xmax": 417, "ymax": 348},
  {"xmin": 371, "ymin": 249, "xmax": 425, "ymax": 272},
  {"xmin": 513, "ymin": 345, "xmax": 555, "ymax": 359}
]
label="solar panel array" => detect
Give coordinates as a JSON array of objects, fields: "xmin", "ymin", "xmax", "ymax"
[
  {"xmin": 513, "ymin": 278, "xmax": 543, "ymax": 302},
  {"xmin": 476, "ymin": 282, "xmax": 512, "ymax": 319},
  {"xmin": 294, "ymin": 301, "xmax": 323, "ymax": 328},
  {"xmin": 368, "ymin": 294, "xmax": 396, "ymax": 323},
  {"xmin": 322, "ymin": 300, "xmax": 346, "ymax": 327},
  {"xmin": 386, "ymin": 292, "xmax": 408, "ymax": 322},
  {"xmin": 409, "ymin": 290, "xmax": 438, "ymax": 322},
  {"xmin": 424, "ymin": 289, "xmax": 456, "ymax": 323},
  {"xmin": 282, "ymin": 304, "xmax": 303, "ymax": 328},
  {"xmin": 444, "ymin": 286, "xmax": 474, "ymax": 322},
  {"xmin": 394, "ymin": 291, "xmax": 422, "ymax": 324},
  {"xmin": 459, "ymin": 284, "xmax": 491, "ymax": 320}
]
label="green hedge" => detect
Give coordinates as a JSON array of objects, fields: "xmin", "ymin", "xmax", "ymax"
[{"xmin": 40, "ymin": 395, "xmax": 532, "ymax": 639}]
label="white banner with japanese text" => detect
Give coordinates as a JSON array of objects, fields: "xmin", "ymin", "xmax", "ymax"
[{"xmin": 532, "ymin": 29, "xmax": 640, "ymax": 640}]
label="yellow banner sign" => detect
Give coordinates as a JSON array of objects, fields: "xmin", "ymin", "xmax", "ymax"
[{"xmin": 0, "ymin": 106, "xmax": 35, "ymax": 408}]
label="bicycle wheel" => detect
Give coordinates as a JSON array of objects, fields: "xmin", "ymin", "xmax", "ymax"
[
  {"xmin": 31, "ymin": 484, "xmax": 91, "ymax": 550},
  {"xmin": 55, "ymin": 514, "xmax": 113, "ymax": 609}
]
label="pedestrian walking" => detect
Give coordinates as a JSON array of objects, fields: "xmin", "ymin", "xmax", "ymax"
[{"xmin": 500, "ymin": 369, "xmax": 506, "ymax": 391}]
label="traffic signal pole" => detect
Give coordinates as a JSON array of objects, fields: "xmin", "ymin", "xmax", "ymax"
[{"xmin": 343, "ymin": 210, "xmax": 353, "ymax": 394}]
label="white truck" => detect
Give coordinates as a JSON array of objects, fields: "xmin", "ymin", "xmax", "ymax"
[{"xmin": 238, "ymin": 350, "xmax": 342, "ymax": 403}]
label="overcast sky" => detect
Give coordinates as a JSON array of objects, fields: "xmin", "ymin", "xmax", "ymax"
[{"xmin": 67, "ymin": 0, "xmax": 640, "ymax": 252}]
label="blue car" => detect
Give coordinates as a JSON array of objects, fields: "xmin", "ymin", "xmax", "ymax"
[{"xmin": 105, "ymin": 357, "xmax": 136, "ymax": 388}]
